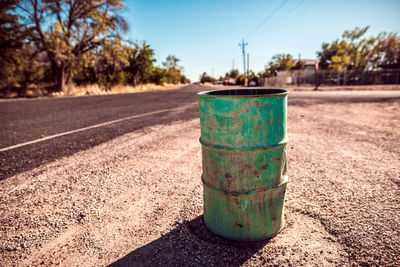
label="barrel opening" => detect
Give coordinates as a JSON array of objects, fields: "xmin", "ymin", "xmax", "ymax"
[{"xmin": 198, "ymin": 89, "xmax": 287, "ymax": 96}]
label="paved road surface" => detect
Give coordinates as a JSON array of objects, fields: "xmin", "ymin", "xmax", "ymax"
[
  {"xmin": 1, "ymin": 85, "xmax": 400, "ymax": 180},
  {"xmin": 0, "ymin": 85, "xmax": 204, "ymax": 179}
]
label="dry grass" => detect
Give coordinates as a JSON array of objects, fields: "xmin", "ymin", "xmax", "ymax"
[
  {"xmin": 0, "ymin": 83, "xmax": 185, "ymax": 98},
  {"xmin": 62, "ymin": 83, "xmax": 185, "ymax": 97}
]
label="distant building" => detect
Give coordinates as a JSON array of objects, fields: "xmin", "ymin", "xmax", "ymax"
[
  {"xmin": 302, "ymin": 59, "xmax": 318, "ymax": 71},
  {"xmin": 263, "ymin": 59, "xmax": 318, "ymax": 86}
]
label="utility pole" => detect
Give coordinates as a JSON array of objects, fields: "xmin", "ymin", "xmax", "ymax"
[
  {"xmin": 314, "ymin": 60, "xmax": 319, "ymax": 91},
  {"xmin": 232, "ymin": 59, "xmax": 235, "ymax": 70},
  {"xmin": 247, "ymin": 53, "xmax": 250, "ymax": 76},
  {"xmin": 238, "ymin": 38, "xmax": 248, "ymax": 85}
]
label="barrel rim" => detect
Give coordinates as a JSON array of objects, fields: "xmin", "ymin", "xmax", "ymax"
[{"xmin": 197, "ymin": 88, "xmax": 288, "ymax": 97}]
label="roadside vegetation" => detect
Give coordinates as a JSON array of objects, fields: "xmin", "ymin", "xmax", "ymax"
[
  {"xmin": 0, "ymin": 0, "xmax": 190, "ymax": 98},
  {"xmin": 202, "ymin": 26, "xmax": 400, "ymax": 85},
  {"xmin": 1, "ymin": 0, "xmax": 399, "ymax": 96}
]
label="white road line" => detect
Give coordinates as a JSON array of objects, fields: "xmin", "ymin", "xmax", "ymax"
[{"xmin": 0, "ymin": 103, "xmax": 198, "ymax": 152}]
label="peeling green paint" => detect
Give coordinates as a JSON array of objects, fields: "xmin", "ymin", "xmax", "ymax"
[{"xmin": 198, "ymin": 89, "xmax": 288, "ymax": 241}]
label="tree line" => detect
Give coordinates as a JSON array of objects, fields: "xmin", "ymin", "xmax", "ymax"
[
  {"xmin": 202, "ymin": 26, "xmax": 400, "ymax": 84},
  {"xmin": 0, "ymin": 0, "xmax": 190, "ymax": 97}
]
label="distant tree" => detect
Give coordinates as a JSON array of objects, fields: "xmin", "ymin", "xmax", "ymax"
[
  {"xmin": 0, "ymin": 1, "xmax": 53, "ymax": 96},
  {"xmin": 126, "ymin": 42, "xmax": 156, "ymax": 86},
  {"xmin": 259, "ymin": 54, "xmax": 304, "ymax": 78},
  {"xmin": 222, "ymin": 69, "xmax": 240, "ymax": 84},
  {"xmin": 374, "ymin": 32, "xmax": 400, "ymax": 69},
  {"xmin": 179, "ymin": 75, "xmax": 191, "ymax": 84},
  {"xmin": 151, "ymin": 66, "xmax": 167, "ymax": 85},
  {"xmin": 317, "ymin": 26, "xmax": 380, "ymax": 71},
  {"xmin": 225, "ymin": 69, "xmax": 239, "ymax": 79},
  {"xmin": 247, "ymin": 70, "xmax": 258, "ymax": 84},
  {"xmin": 71, "ymin": 50, "xmax": 97, "ymax": 86},
  {"xmin": 318, "ymin": 40, "xmax": 352, "ymax": 71},
  {"xmin": 95, "ymin": 38, "xmax": 130, "ymax": 90},
  {"xmin": 16, "ymin": 0, "xmax": 128, "ymax": 92},
  {"xmin": 291, "ymin": 60, "xmax": 305, "ymax": 70},
  {"xmin": 199, "ymin": 72, "xmax": 216, "ymax": 84},
  {"xmin": 235, "ymin": 74, "xmax": 246, "ymax": 85},
  {"xmin": 162, "ymin": 55, "xmax": 180, "ymax": 69},
  {"xmin": 342, "ymin": 26, "xmax": 373, "ymax": 70},
  {"xmin": 268, "ymin": 54, "xmax": 295, "ymax": 71},
  {"xmin": 161, "ymin": 55, "xmax": 189, "ymax": 84},
  {"xmin": 0, "ymin": 0, "xmax": 24, "ymax": 57},
  {"xmin": 0, "ymin": 0, "xmax": 24, "ymax": 93},
  {"xmin": 1, "ymin": 0, "xmax": 193, "ymax": 96}
]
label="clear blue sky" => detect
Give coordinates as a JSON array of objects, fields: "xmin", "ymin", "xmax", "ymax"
[{"xmin": 122, "ymin": 0, "xmax": 400, "ymax": 82}]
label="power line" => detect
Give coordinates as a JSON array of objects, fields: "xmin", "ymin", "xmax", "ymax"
[
  {"xmin": 250, "ymin": 0, "xmax": 307, "ymax": 44},
  {"xmin": 244, "ymin": 0, "xmax": 288, "ymax": 39},
  {"xmin": 258, "ymin": 0, "xmax": 319, "ymax": 44},
  {"xmin": 234, "ymin": 0, "xmax": 318, "ymax": 76}
]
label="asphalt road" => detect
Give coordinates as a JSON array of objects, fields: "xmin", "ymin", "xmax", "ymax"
[{"xmin": 1, "ymin": 85, "xmax": 400, "ymax": 180}]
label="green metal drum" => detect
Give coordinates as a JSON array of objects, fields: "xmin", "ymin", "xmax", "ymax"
[{"xmin": 198, "ymin": 88, "xmax": 288, "ymax": 241}]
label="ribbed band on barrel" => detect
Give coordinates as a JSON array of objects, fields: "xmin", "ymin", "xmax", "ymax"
[
  {"xmin": 199, "ymin": 137, "xmax": 288, "ymax": 151},
  {"xmin": 201, "ymin": 175, "xmax": 288, "ymax": 196}
]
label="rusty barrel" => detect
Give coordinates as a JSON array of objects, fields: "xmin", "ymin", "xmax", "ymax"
[{"xmin": 198, "ymin": 88, "xmax": 288, "ymax": 241}]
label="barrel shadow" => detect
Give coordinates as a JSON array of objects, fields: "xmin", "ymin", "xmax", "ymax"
[{"xmin": 108, "ymin": 216, "xmax": 270, "ymax": 267}]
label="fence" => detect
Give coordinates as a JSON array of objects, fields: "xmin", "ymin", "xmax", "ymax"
[{"xmin": 260, "ymin": 69, "xmax": 400, "ymax": 87}]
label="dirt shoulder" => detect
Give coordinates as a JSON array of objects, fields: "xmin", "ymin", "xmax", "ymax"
[{"xmin": 0, "ymin": 94, "xmax": 399, "ymax": 266}]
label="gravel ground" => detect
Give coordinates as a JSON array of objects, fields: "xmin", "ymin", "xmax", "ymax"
[{"xmin": 0, "ymin": 95, "xmax": 399, "ymax": 266}]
